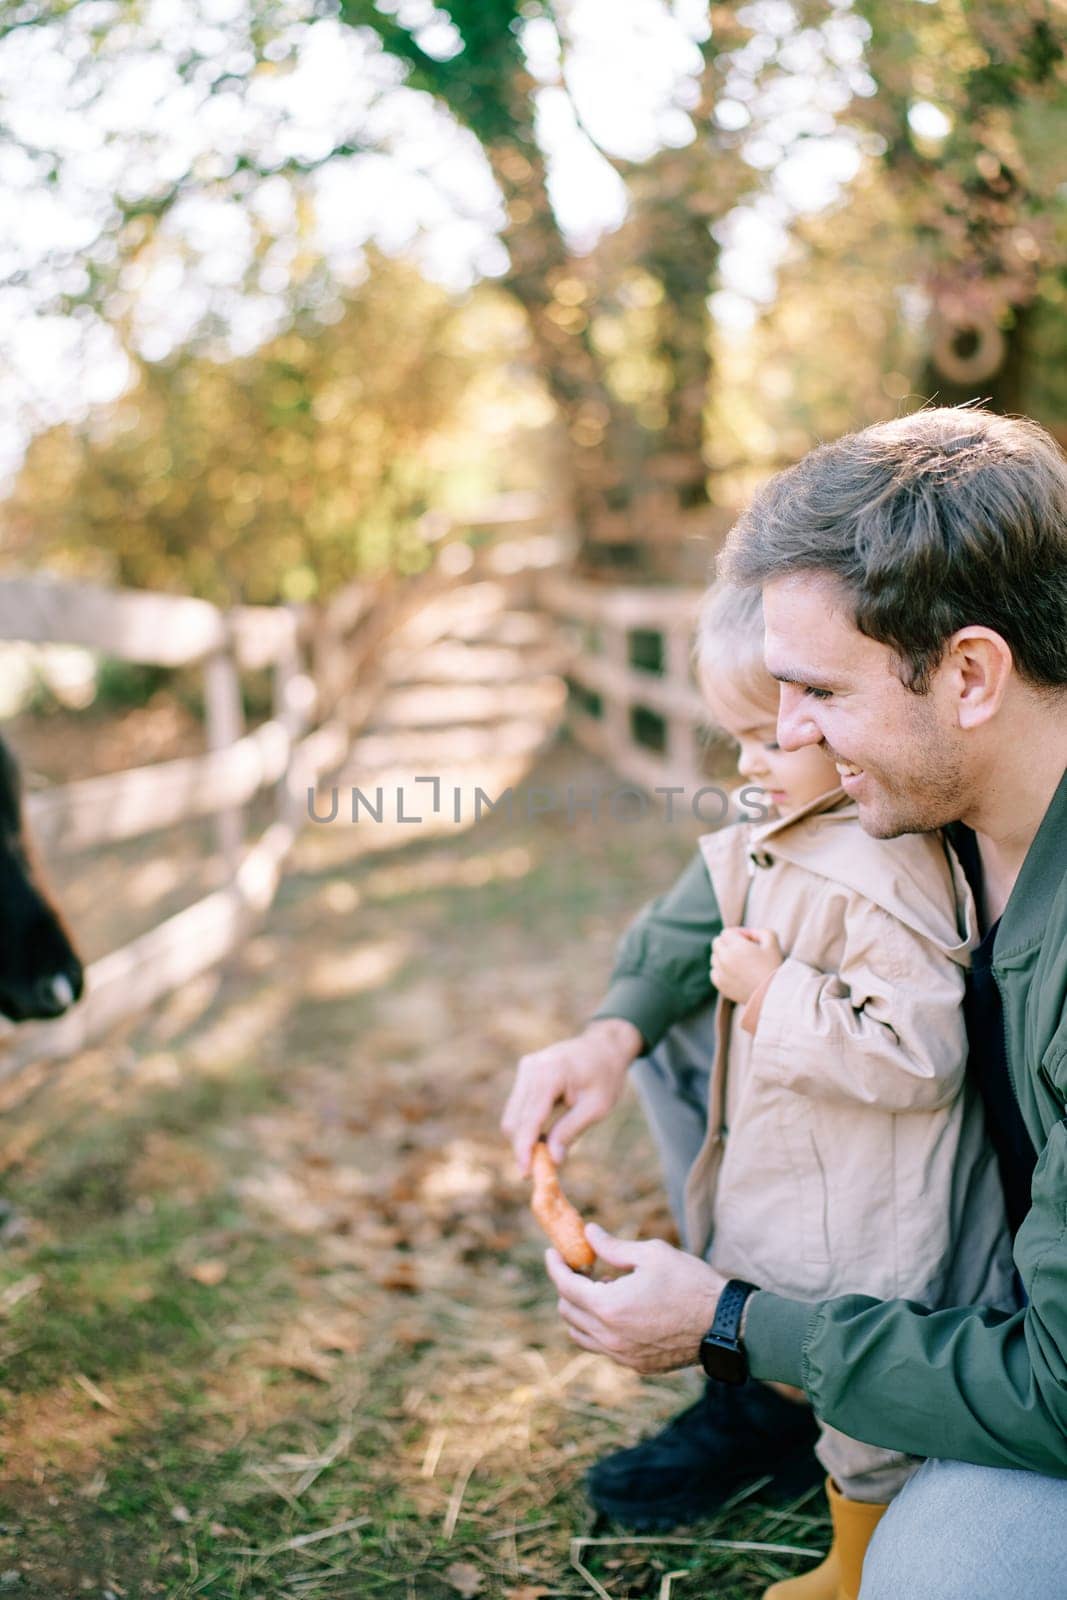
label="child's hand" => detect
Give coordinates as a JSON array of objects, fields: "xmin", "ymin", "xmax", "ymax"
[{"xmin": 711, "ymin": 927, "xmax": 784, "ymax": 1004}]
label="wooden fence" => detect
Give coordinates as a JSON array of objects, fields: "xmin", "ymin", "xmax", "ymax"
[
  {"xmin": 0, "ymin": 523, "xmax": 723, "ymax": 1079},
  {"xmin": 535, "ymin": 571, "xmax": 717, "ymax": 794},
  {"xmin": 0, "ymin": 516, "xmax": 559, "ymax": 1080}
]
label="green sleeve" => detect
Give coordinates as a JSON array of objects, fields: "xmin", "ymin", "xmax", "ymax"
[
  {"xmin": 744, "ymin": 1118, "xmax": 1067, "ymax": 1475},
  {"xmin": 589, "ymin": 849, "xmax": 721, "ymax": 1050}
]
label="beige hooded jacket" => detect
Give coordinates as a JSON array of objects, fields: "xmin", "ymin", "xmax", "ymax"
[{"xmin": 684, "ymin": 788, "xmax": 1015, "ymax": 1315}]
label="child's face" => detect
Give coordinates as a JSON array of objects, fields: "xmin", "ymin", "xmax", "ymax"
[{"xmin": 720, "ymin": 709, "xmax": 840, "ymax": 816}]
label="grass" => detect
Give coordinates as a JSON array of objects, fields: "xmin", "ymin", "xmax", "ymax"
[{"xmin": 0, "ymin": 744, "xmax": 829, "ymax": 1598}]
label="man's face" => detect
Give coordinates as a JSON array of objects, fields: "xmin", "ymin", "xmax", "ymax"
[{"xmin": 762, "ymin": 572, "xmax": 968, "ymax": 838}]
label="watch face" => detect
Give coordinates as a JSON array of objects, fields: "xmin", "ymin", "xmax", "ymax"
[{"xmin": 700, "ymin": 1334, "xmax": 747, "ymax": 1386}]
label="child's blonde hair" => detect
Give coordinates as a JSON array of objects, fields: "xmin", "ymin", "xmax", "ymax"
[{"xmin": 694, "ymin": 580, "xmax": 778, "ymax": 729}]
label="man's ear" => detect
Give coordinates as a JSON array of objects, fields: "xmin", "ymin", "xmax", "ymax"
[{"xmin": 944, "ymin": 627, "xmax": 1014, "ymax": 730}]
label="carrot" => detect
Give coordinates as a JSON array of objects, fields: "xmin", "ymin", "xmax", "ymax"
[{"xmin": 530, "ymin": 1140, "xmax": 596, "ymax": 1274}]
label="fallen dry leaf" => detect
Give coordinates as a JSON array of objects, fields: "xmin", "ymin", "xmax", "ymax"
[
  {"xmin": 185, "ymin": 1259, "xmax": 228, "ymax": 1287},
  {"xmin": 275, "ymin": 1344, "xmax": 336, "ymax": 1383},
  {"xmin": 391, "ymin": 1319, "xmax": 432, "ymax": 1347},
  {"xmin": 298, "ymin": 1312, "xmax": 360, "ymax": 1353},
  {"xmin": 373, "ymin": 1257, "xmax": 419, "ymax": 1292},
  {"xmin": 444, "ymin": 1562, "xmax": 484, "ymax": 1597}
]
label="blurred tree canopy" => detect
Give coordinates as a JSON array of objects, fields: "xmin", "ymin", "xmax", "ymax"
[
  {"xmin": 3, "ymin": 0, "xmax": 1067, "ymax": 591},
  {"xmin": 855, "ymin": 0, "xmax": 1066, "ymax": 412},
  {"xmin": 710, "ymin": 0, "xmax": 1067, "ymax": 495},
  {"xmin": 5, "ymin": 253, "xmax": 516, "ymax": 602}
]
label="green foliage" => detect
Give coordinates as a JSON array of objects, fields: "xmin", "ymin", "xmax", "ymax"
[
  {"xmin": 8, "ymin": 255, "xmax": 482, "ymax": 602},
  {"xmin": 93, "ymin": 659, "xmax": 173, "ymax": 710},
  {"xmin": 710, "ymin": 0, "xmax": 1067, "ymax": 468},
  {"xmin": 854, "ymin": 0, "xmax": 1067, "ymax": 314},
  {"xmin": 340, "ymin": 0, "xmax": 537, "ymax": 148}
]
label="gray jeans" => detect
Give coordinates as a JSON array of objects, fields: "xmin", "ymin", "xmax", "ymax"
[{"xmin": 860, "ymin": 1457, "xmax": 1067, "ymax": 1598}]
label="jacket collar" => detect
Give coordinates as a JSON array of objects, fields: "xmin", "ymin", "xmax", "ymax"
[
  {"xmin": 751, "ymin": 784, "xmax": 850, "ymax": 843},
  {"xmin": 991, "ymin": 763, "xmax": 1067, "ymax": 962},
  {"xmin": 742, "ymin": 786, "xmax": 974, "ymax": 962}
]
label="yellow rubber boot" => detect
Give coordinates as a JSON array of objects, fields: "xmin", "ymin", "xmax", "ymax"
[
  {"xmin": 762, "ymin": 1544, "xmax": 839, "ymax": 1600},
  {"xmin": 763, "ymin": 1478, "xmax": 888, "ymax": 1600}
]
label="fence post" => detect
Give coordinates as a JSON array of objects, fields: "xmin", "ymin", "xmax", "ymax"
[
  {"xmin": 601, "ymin": 617, "xmax": 631, "ymax": 772},
  {"xmin": 309, "ymin": 606, "xmax": 347, "ymax": 723},
  {"xmin": 665, "ymin": 624, "xmax": 698, "ymax": 782},
  {"xmin": 203, "ymin": 642, "xmax": 245, "ymax": 869},
  {"xmin": 273, "ymin": 617, "xmax": 313, "ymax": 831}
]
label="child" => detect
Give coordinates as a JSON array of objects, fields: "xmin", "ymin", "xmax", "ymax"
[{"xmin": 636, "ymin": 582, "xmax": 1014, "ymax": 1599}]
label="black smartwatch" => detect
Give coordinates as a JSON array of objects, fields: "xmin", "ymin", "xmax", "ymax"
[{"xmin": 699, "ymin": 1278, "xmax": 758, "ymax": 1385}]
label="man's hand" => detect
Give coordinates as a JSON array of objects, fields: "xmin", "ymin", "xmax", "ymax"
[
  {"xmin": 547, "ymin": 1225, "xmax": 726, "ymax": 1374},
  {"xmin": 711, "ymin": 927, "xmax": 783, "ymax": 1005},
  {"xmin": 501, "ymin": 1018, "xmax": 643, "ymax": 1176}
]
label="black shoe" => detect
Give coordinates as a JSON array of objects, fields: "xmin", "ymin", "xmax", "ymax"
[{"xmin": 586, "ymin": 1378, "xmax": 821, "ymax": 1531}]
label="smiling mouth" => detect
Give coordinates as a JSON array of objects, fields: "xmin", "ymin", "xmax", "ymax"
[{"xmin": 835, "ymin": 761, "xmax": 863, "ymax": 780}]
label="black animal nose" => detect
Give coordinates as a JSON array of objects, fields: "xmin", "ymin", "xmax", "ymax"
[{"xmin": 31, "ymin": 970, "xmax": 82, "ymax": 1018}]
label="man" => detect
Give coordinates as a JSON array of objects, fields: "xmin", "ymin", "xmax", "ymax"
[{"xmin": 502, "ymin": 409, "xmax": 1067, "ymax": 1596}]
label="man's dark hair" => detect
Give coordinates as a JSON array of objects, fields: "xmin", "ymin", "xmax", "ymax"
[{"xmin": 720, "ymin": 407, "xmax": 1067, "ymax": 694}]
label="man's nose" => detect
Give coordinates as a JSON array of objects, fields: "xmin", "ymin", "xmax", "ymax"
[{"xmin": 777, "ymin": 685, "xmax": 821, "ymax": 751}]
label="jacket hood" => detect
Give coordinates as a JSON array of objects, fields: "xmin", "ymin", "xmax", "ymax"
[{"xmin": 702, "ymin": 786, "xmax": 975, "ymax": 965}]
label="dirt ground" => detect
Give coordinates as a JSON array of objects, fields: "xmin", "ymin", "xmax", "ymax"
[{"xmin": 0, "ymin": 720, "xmax": 827, "ymax": 1599}]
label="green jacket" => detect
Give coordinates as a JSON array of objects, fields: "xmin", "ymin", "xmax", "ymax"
[{"xmin": 593, "ymin": 767, "xmax": 1067, "ymax": 1474}]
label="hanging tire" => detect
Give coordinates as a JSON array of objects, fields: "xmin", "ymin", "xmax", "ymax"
[{"xmin": 930, "ymin": 312, "xmax": 1006, "ymax": 384}]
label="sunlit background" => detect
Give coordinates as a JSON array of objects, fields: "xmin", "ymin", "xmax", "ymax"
[{"xmin": 2, "ymin": 0, "xmax": 1066, "ymax": 609}]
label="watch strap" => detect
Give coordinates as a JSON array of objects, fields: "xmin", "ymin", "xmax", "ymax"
[
  {"xmin": 709, "ymin": 1278, "xmax": 758, "ymax": 1344},
  {"xmin": 699, "ymin": 1278, "xmax": 758, "ymax": 1384}
]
